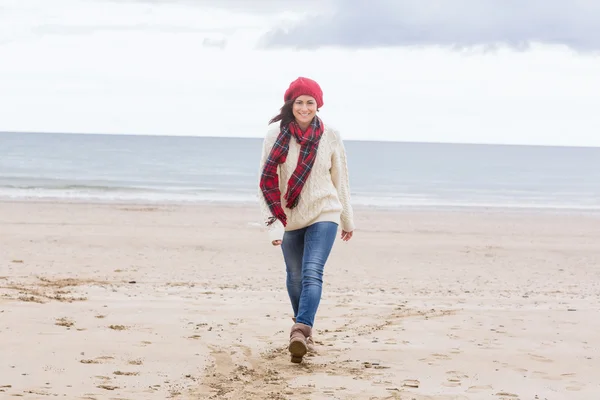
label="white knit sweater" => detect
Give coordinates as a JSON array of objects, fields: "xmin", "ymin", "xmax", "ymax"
[{"xmin": 257, "ymin": 121, "xmax": 355, "ymax": 243}]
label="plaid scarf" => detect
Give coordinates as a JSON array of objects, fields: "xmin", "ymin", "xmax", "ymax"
[{"xmin": 260, "ymin": 116, "xmax": 324, "ymax": 227}]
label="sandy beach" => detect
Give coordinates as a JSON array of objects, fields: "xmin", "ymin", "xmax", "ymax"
[{"xmin": 0, "ymin": 201, "xmax": 599, "ymax": 399}]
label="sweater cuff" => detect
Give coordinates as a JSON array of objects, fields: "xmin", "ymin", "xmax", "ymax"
[
  {"xmin": 267, "ymin": 220, "xmax": 285, "ymax": 243},
  {"xmin": 341, "ymin": 219, "xmax": 355, "ymax": 233}
]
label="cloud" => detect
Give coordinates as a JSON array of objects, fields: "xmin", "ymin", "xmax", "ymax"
[
  {"xmin": 0, "ymin": 1, "xmax": 247, "ymax": 46},
  {"xmin": 203, "ymin": 37, "xmax": 227, "ymax": 49},
  {"xmin": 258, "ymin": 0, "xmax": 600, "ymax": 51},
  {"xmin": 32, "ymin": 24, "xmax": 222, "ymax": 35},
  {"xmin": 26, "ymin": 24, "xmax": 229, "ymax": 48},
  {"xmin": 113, "ymin": 0, "xmax": 328, "ymax": 14}
]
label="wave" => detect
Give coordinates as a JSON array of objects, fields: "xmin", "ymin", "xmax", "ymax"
[
  {"xmin": 0, "ymin": 187, "xmax": 256, "ymax": 204},
  {"xmin": 1, "ymin": 185, "xmax": 598, "ymax": 212},
  {"xmin": 1, "ymin": 176, "xmax": 598, "ymax": 210},
  {"xmin": 0, "ymin": 180, "xmax": 257, "ymax": 204},
  {"xmin": 0, "ymin": 179, "xmax": 254, "ymax": 194},
  {"xmin": 0, "ymin": 183, "xmax": 215, "ymax": 193}
]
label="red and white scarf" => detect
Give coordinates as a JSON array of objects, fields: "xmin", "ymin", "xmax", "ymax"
[{"xmin": 259, "ymin": 116, "xmax": 324, "ymax": 227}]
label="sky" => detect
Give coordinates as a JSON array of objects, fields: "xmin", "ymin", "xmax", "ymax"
[{"xmin": 1, "ymin": 0, "xmax": 599, "ymax": 146}]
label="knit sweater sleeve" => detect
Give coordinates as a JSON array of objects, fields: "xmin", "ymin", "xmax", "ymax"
[
  {"xmin": 330, "ymin": 131, "xmax": 355, "ymax": 232},
  {"xmin": 257, "ymin": 132, "xmax": 285, "ymax": 243}
]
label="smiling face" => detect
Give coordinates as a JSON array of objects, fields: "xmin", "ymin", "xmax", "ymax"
[{"xmin": 292, "ymin": 95, "xmax": 318, "ymax": 129}]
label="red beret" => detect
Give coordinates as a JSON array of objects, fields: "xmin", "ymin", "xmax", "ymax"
[{"xmin": 284, "ymin": 77, "xmax": 324, "ymax": 108}]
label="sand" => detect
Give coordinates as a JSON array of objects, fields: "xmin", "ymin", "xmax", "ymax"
[{"xmin": 0, "ymin": 201, "xmax": 599, "ymax": 400}]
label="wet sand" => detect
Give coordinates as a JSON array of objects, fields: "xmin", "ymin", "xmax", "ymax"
[{"xmin": 1, "ymin": 201, "xmax": 599, "ymax": 399}]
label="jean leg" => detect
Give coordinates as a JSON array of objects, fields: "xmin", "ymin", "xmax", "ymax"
[
  {"xmin": 281, "ymin": 228, "xmax": 305, "ymax": 319},
  {"xmin": 295, "ymin": 222, "xmax": 338, "ymax": 327}
]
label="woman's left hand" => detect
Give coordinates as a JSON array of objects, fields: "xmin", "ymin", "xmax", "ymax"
[{"xmin": 341, "ymin": 230, "xmax": 353, "ymax": 241}]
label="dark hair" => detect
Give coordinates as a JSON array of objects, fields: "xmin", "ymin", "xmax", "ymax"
[{"xmin": 268, "ymin": 100, "xmax": 294, "ymax": 127}]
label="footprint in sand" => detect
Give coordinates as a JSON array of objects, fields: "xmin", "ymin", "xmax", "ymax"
[
  {"xmin": 113, "ymin": 370, "xmax": 140, "ymax": 376},
  {"xmin": 80, "ymin": 359, "xmax": 101, "ymax": 364},
  {"xmin": 443, "ymin": 371, "xmax": 469, "ymax": 387},
  {"xmin": 531, "ymin": 370, "xmax": 547, "ymax": 378},
  {"xmin": 495, "ymin": 392, "xmax": 519, "ymax": 399},
  {"xmin": 467, "ymin": 384, "xmax": 493, "ymax": 393},
  {"xmin": 528, "ymin": 353, "xmax": 553, "ymax": 363},
  {"xmin": 419, "ymin": 353, "xmax": 451, "ymax": 365},
  {"xmin": 531, "ymin": 371, "xmax": 563, "ymax": 381},
  {"xmin": 80, "ymin": 356, "xmax": 115, "ymax": 365},
  {"xmin": 97, "ymin": 384, "xmax": 119, "ymax": 391},
  {"xmin": 565, "ymin": 381, "xmax": 585, "ymax": 391}
]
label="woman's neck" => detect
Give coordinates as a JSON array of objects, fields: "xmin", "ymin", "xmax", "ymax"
[{"xmin": 296, "ymin": 121, "xmax": 310, "ymax": 132}]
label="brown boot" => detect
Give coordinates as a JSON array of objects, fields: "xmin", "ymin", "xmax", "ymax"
[
  {"xmin": 292, "ymin": 318, "xmax": 316, "ymax": 354},
  {"xmin": 306, "ymin": 336, "xmax": 316, "ymax": 354},
  {"xmin": 289, "ymin": 323, "xmax": 312, "ymax": 363}
]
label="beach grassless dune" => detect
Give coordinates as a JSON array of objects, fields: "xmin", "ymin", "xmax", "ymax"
[{"xmin": 1, "ymin": 201, "xmax": 599, "ymax": 399}]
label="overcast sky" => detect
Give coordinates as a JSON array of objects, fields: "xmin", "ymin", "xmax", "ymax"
[{"xmin": 1, "ymin": 0, "xmax": 599, "ymax": 146}]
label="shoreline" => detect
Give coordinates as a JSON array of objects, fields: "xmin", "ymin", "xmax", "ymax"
[{"xmin": 2, "ymin": 197, "xmax": 600, "ymax": 217}]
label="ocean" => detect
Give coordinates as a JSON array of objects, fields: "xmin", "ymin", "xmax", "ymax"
[{"xmin": 1, "ymin": 131, "xmax": 599, "ymax": 211}]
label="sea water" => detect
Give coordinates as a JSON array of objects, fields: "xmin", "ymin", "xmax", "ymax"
[{"xmin": 1, "ymin": 132, "xmax": 599, "ymax": 211}]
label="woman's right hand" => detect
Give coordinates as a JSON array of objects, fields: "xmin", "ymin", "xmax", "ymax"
[{"xmin": 272, "ymin": 240, "xmax": 282, "ymax": 246}]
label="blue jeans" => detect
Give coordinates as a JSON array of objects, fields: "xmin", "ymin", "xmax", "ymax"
[{"xmin": 281, "ymin": 221, "xmax": 338, "ymax": 328}]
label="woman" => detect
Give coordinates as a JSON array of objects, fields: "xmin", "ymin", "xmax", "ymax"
[{"xmin": 258, "ymin": 77, "xmax": 355, "ymax": 363}]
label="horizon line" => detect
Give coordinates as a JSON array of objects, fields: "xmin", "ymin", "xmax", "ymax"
[{"xmin": 1, "ymin": 130, "xmax": 598, "ymax": 149}]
